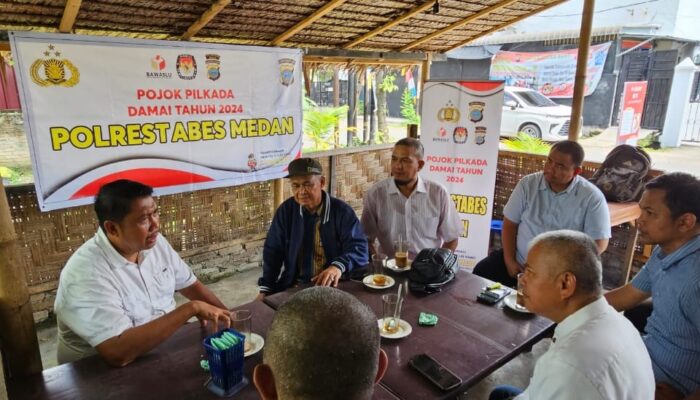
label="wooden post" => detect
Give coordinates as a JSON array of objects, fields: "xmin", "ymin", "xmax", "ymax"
[
  {"xmin": 273, "ymin": 179, "xmax": 284, "ymax": 210},
  {"xmin": 407, "ymin": 124, "xmax": 418, "ymax": 138},
  {"xmin": 0, "ymin": 351, "xmax": 7, "ymax": 400},
  {"xmin": 0, "ymin": 180, "xmax": 43, "ymax": 378},
  {"xmin": 569, "ymin": 0, "xmax": 595, "ymax": 140}
]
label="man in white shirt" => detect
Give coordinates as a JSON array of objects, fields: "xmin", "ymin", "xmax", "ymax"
[
  {"xmin": 489, "ymin": 230, "xmax": 654, "ymax": 400},
  {"xmin": 361, "ymin": 138, "xmax": 462, "ymax": 258},
  {"xmin": 54, "ymin": 179, "xmax": 231, "ymax": 367}
]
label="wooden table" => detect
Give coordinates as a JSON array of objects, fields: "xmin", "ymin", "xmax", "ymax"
[
  {"xmin": 607, "ymin": 202, "xmax": 642, "ymax": 284},
  {"xmin": 265, "ymin": 270, "xmax": 554, "ymax": 399},
  {"xmin": 5, "ymin": 300, "xmax": 399, "ymax": 400}
]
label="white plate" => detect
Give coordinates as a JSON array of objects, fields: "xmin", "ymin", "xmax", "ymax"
[
  {"xmin": 362, "ymin": 274, "xmax": 395, "ymax": 289},
  {"xmin": 503, "ymin": 293, "xmax": 531, "ymax": 314},
  {"xmin": 377, "ymin": 318, "xmax": 412, "ymax": 339},
  {"xmin": 244, "ymin": 333, "xmax": 265, "ymax": 357},
  {"xmin": 385, "ymin": 258, "xmax": 412, "ymax": 272}
]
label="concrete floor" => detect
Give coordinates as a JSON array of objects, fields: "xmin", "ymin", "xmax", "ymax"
[{"xmin": 36, "ymin": 267, "xmax": 547, "ymax": 399}]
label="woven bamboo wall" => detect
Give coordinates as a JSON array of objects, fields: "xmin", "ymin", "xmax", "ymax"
[{"xmin": 7, "ymin": 146, "xmax": 658, "ymax": 321}]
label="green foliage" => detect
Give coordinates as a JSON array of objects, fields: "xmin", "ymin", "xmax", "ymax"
[
  {"xmin": 638, "ymin": 131, "xmax": 662, "ymax": 150},
  {"xmin": 400, "ymin": 88, "xmax": 420, "ymax": 125},
  {"xmin": 303, "ymin": 97, "xmax": 348, "ymax": 152},
  {"xmin": 379, "ymin": 74, "xmax": 398, "ymax": 93},
  {"xmin": 0, "ymin": 165, "xmax": 33, "ymax": 185},
  {"xmin": 501, "ymin": 133, "xmax": 552, "ymax": 155}
]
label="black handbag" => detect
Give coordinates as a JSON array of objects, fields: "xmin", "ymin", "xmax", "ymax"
[{"xmin": 408, "ymin": 248, "xmax": 459, "ymax": 294}]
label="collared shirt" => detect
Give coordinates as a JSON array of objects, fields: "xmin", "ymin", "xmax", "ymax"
[
  {"xmin": 631, "ymin": 234, "xmax": 700, "ymax": 395},
  {"xmin": 516, "ymin": 297, "xmax": 655, "ymax": 400},
  {"xmin": 361, "ymin": 176, "xmax": 462, "ymax": 258},
  {"xmin": 504, "ymin": 172, "xmax": 610, "ymax": 264},
  {"xmin": 54, "ymin": 229, "xmax": 197, "ymax": 363}
]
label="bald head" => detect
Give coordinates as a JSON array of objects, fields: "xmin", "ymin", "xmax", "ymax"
[
  {"xmin": 529, "ymin": 230, "xmax": 603, "ymax": 296},
  {"xmin": 262, "ymin": 287, "xmax": 380, "ymax": 400}
]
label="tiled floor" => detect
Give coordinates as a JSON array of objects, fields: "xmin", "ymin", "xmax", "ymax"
[{"xmin": 37, "ymin": 267, "xmax": 546, "ymax": 399}]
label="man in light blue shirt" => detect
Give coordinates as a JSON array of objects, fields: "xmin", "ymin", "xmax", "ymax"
[
  {"xmin": 474, "ymin": 140, "xmax": 610, "ymax": 287},
  {"xmin": 606, "ymin": 173, "xmax": 700, "ymax": 399}
]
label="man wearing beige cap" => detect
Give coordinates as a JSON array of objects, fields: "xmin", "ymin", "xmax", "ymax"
[{"xmin": 256, "ymin": 158, "xmax": 368, "ymax": 299}]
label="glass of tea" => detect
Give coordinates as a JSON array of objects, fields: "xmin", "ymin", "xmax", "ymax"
[
  {"xmin": 393, "ymin": 240, "xmax": 411, "ymax": 268},
  {"xmin": 231, "ymin": 309, "xmax": 252, "ymax": 352},
  {"xmin": 372, "ymin": 253, "xmax": 388, "ymax": 286},
  {"xmin": 516, "ymin": 273, "xmax": 525, "ymax": 308},
  {"xmin": 382, "ymin": 293, "xmax": 403, "ymax": 333}
]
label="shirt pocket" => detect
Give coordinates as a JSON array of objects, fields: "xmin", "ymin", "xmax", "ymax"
[
  {"xmin": 420, "ymin": 216, "xmax": 440, "ymax": 240},
  {"xmin": 151, "ymin": 265, "xmax": 176, "ymax": 299}
]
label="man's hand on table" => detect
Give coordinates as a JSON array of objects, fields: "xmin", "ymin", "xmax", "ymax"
[
  {"xmin": 191, "ymin": 300, "xmax": 231, "ymax": 329},
  {"xmin": 255, "ymin": 293, "xmax": 266, "ymax": 302},
  {"xmin": 312, "ymin": 266, "xmax": 342, "ymax": 287}
]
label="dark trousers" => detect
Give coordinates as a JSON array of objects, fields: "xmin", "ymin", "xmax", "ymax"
[{"xmin": 472, "ymin": 249, "xmax": 518, "ymax": 288}]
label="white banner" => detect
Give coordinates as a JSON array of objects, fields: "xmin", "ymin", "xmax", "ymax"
[
  {"xmin": 10, "ymin": 32, "xmax": 302, "ymax": 211},
  {"xmin": 421, "ymin": 81, "xmax": 504, "ymax": 268}
]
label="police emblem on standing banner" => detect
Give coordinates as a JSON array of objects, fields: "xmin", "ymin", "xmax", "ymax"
[
  {"xmin": 475, "ymin": 126, "xmax": 487, "ymax": 145},
  {"xmin": 453, "ymin": 127, "xmax": 468, "ymax": 144},
  {"xmin": 438, "ymin": 101, "xmax": 460, "ymax": 122},
  {"xmin": 205, "ymin": 54, "xmax": 221, "ymax": 81},
  {"xmin": 176, "ymin": 54, "xmax": 197, "ymax": 80},
  {"xmin": 278, "ymin": 58, "xmax": 295, "ymax": 86},
  {"xmin": 30, "ymin": 45, "xmax": 80, "ymax": 87},
  {"xmin": 468, "ymin": 101, "xmax": 485, "ymax": 123}
]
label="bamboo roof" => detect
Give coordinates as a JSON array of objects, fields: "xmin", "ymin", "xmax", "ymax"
[{"xmin": 0, "ymin": 0, "xmax": 568, "ymax": 54}]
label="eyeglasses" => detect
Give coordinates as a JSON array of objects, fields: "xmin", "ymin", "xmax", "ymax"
[{"xmin": 291, "ymin": 182, "xmax": 317, "ymax": 192}]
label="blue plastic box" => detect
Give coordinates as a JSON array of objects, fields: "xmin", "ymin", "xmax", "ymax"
[{"xmin": 203, "ymin": 329, "xmax": 247, "ymax": 397}]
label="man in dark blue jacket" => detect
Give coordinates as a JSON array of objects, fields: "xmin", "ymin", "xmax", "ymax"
[{"xmin": 256, "ymin": 158, "xmax": 368, "ymax": 299}]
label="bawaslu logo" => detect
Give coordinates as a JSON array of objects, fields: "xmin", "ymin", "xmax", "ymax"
[{"xmin": 147, "ymin": 55, "xmax": 172, "ymax": 79}]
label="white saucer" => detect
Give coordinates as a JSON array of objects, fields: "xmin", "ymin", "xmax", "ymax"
[
  {"xmin": 385, "ymin": 259, "xmax": 412, "ymax": 272},
  {"xmin": 362, "ymin": 274, "xmax": 395, "ymax": 289},
  {"xmin": 503, "ymin": 293, "xmax": 531, "ymax": 314},
  {"xmin": 377, "ymin": 318, "xmax": 412, "ymax": 339},
  {"xmin": 244, "ymin": 333, "xmax": 265, "ymax": 357}
]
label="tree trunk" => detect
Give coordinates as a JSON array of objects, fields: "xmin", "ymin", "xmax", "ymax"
[
  {"xmin": 363, "ymin": 69, "xmax": 370, "ymax": 143},
  {"xmin": 0, "ymin": 180, "xmax": 43, "ymax": 379},
  {"xmin": 332, "ymin": 67, "xmax": 340, "ymax": 148},
  {"xmin": 347, "ymin": 71, "xmax": 357, "ymax": 146},
  {"xmin": 369, "ymin": 71, "xmax": 376, "ymax": 144},
  {"xmin": 376, "ymin": 69, "xmax": 388, "ymax": 140}
]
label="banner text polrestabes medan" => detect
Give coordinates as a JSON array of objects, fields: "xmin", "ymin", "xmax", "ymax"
[{"xmin": 49, "ymin": 117, "xmax": 295, "ymax": 151}]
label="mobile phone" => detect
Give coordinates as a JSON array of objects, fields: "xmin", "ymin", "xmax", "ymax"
[
  {"xmin": 476, "ymin": 287, "xmax": 510, "ymax": 305},
  {"xmin": 409, "ymin": 353, "xmax": 462, "ymax": 391}
]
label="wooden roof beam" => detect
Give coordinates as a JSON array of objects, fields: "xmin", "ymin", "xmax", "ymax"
[
  {"xmin": 400, "ymin": 0, "xmax": 519, "ymax": 52},
  {"xmin": 59, "ymin": 0, "xmax": 82, "ymax": 33},
  {"xmin": 445, "ymin": 0, "xmax": 569, "ymax": 51},
  {"xmin": 271, "ymin": 0, "xmax": 347, "ymax": 46},
  {"xmin": 343, "ymin": 1, "xmax": 436, "ymax": 49},
  {"xmin": 181, "ymin": 0, "xmax": 231, "ymax": 41},
  {"xmin": 304, "ymin": 56, "xmax": 422, "ymax": 66}
]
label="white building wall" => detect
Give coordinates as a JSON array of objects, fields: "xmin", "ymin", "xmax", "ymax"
[{"xmin": 492, "ymin": 0, "xmax": 685, "ymax": 38}]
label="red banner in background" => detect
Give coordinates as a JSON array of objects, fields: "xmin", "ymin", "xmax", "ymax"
[
  {"xmin": 0, "ymin": 52, "xmax": 21, "ymax": 110},
  {"xmin": 617, "ymin": 81, "xmax": 648, "ymax": 145}
]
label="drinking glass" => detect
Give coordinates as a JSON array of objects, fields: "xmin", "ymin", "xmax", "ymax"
[{"xmin": 231, "ymin": 309, "xmax": 252, "ymax": 352}]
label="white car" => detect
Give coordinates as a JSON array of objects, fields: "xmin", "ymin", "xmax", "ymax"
[{"xmin": 501, "ymin": 87, "xmax": 573, "ymax": 141}]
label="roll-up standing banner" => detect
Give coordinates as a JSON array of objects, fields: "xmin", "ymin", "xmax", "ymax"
[
  {"xmin": 421, "ymin": 81, "xmax": 504, "ymax": 268},
  {"xmin": 10, "ymin": 32, "xmax": 302, "ymax": 211}
]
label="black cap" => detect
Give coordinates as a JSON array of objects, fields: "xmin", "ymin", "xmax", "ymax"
[{"xmin": 286, "ymin": 158, "xmax": 323, "ymax": 178}]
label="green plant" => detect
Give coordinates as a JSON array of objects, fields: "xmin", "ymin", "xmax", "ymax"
[
  {"xmin": 501, "ymin": 133, "xmax": 552, "ymax": 155},
  {"xmin": 400, "ymin": 88, "xmax": 420, "ymax": 125},
  {"xmin": 638, "ymin": 131, "xmax": 662, "ymax": 150},
  {"xmin": 0, "ymin": 165, "xmax": 33, "ymax": 185},
  {"xmin": 303, "ymin": 97, "xmax": 348, "ymax": 151},
  {"xmin": 380, "ymin": 74, "xmax": 398, "ymax": 93}
]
